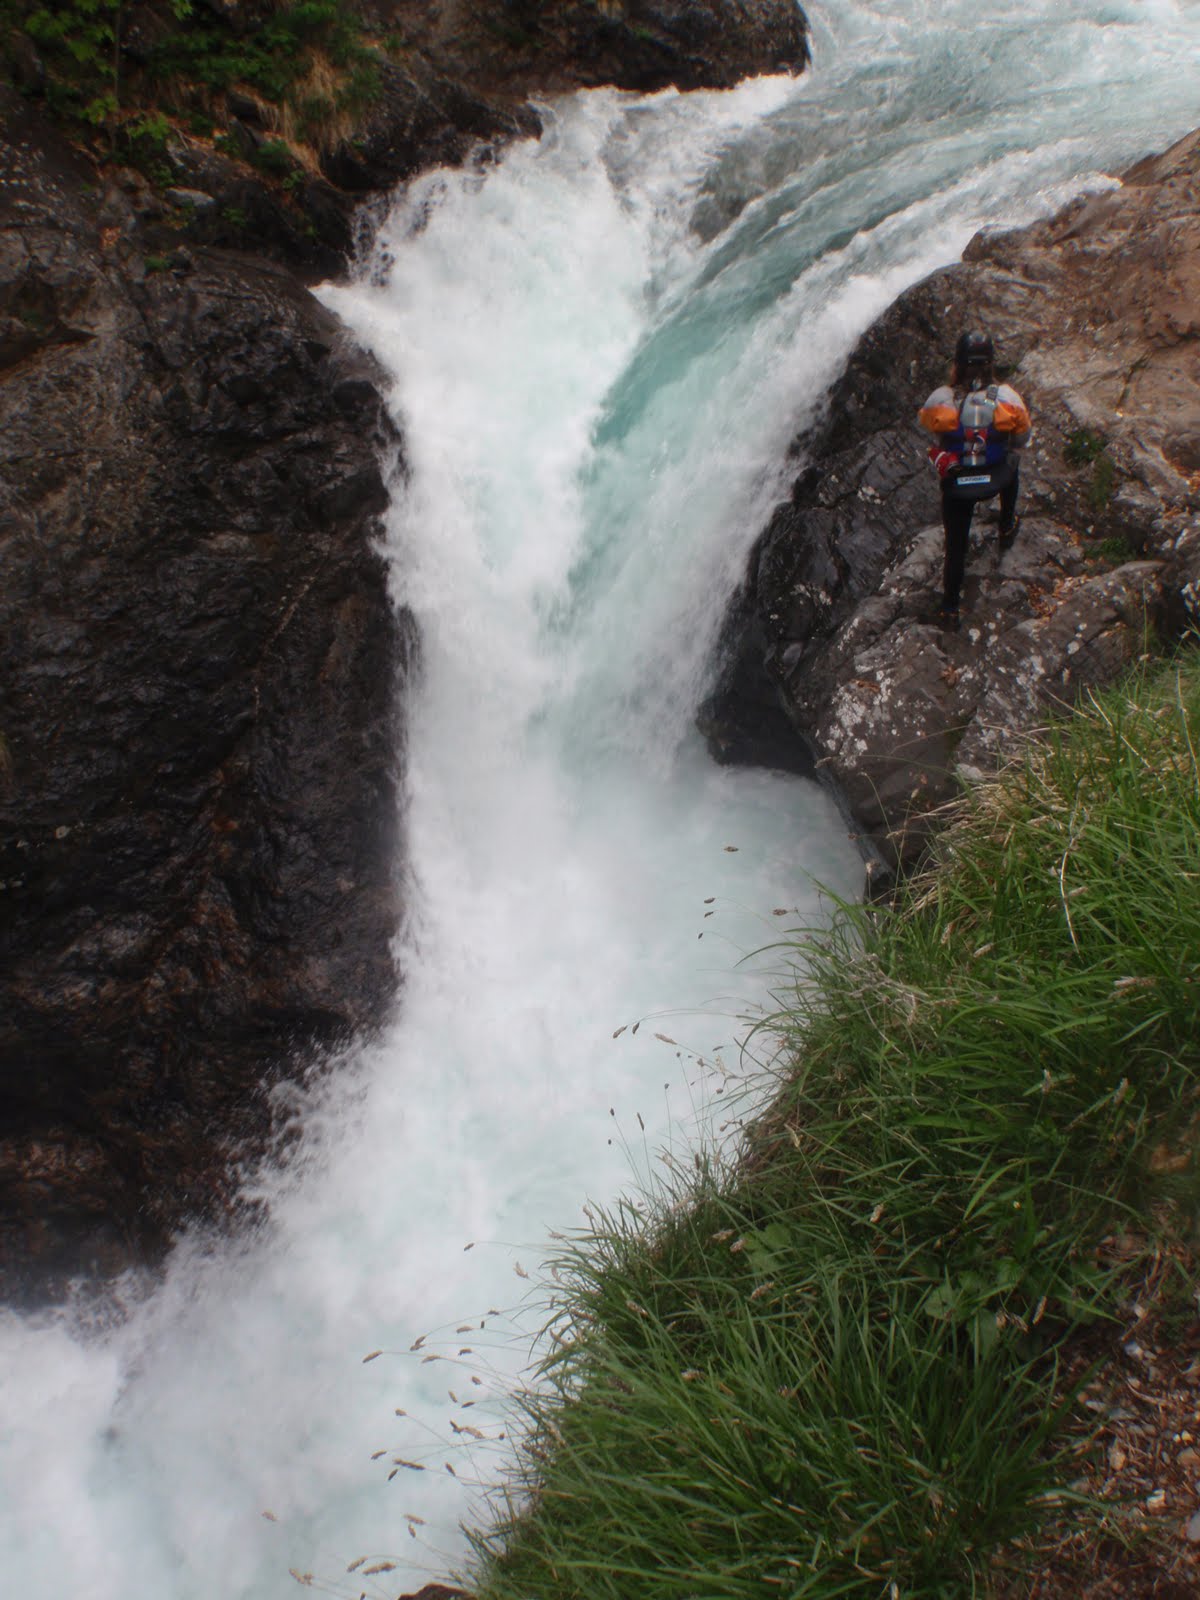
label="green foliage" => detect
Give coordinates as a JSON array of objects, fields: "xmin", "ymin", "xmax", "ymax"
[
  {"xmin": 127, "ymin": 109, "xmax": 170, "ymax": 146},
  {"xmin": 1085, "ymin": 534, "xmax": 1134, "ymax": 566},
  {"xmin": 143, "ymin": 253, "xmax": 170, "ymax": 272},
  {"xmin": 147, "ymin": 0, "xmax": 378, "ymax": 111},
  {"xmin": 24, "ymin": 0, "xmax": 113, "ymax": 61},
  {"xmin": 14, "ymin": 0, "xmax": 119, "ymax": 123},
  {"xmin": 118, "ymin": 108, "xmax": 172, "ymax": 182},
  {"xmin": 82, "ymin": 88, "xmax": 118, "ymax": 125},
  {"xmin": 1089, "ymin": 448, "xmax": 1116, "ymax": 512},
  {"xmin": 469, "ymin": 652, "xmax": 1200, "ymax": 1600},
  {"xmin": 4, "ymin": 0, "xmax": 382, "ymax": 162},
  {"xmin": 250, "ymin": 137, "xmax": 296, "ymax": 178},
  {"xmin": 1064, "ymin": 427, "xmax": 1108, "ymax": 466},
  {"xmin": 1064, "ymin": 428, "xmax": 1118, "ymax": 513}
]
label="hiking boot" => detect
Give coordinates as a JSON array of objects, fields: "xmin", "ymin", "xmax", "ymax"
[{"xmin": 998, "ymin": 514, "xmax": 1021, "ymax": 551}]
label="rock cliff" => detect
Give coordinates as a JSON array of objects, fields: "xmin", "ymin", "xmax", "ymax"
[
  {"xmin": 0, "ymin": 4, "xmax": 812, "ymax": 1295},
  {"xmin": 700, "ymin": 130, "xmax": 1200, "ymax": 874},
  {"xmin": 0, "ymin": 91, "xmax": 407, "ymax": 1293}
]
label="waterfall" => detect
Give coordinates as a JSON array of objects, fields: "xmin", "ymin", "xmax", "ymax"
[{"xmin": 3, "ymin": 3, "xmax": 1200, "ymax": 1595}]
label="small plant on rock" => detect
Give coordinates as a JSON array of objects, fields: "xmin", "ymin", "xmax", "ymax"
[
  {"xmin": 251, "ymin": 137, "xmax": 296, "ymax": 178},
  {"xmin": 1064, "ymin": 426, "xmax": 1107, "ymax": 466},
  {"xmin": 1085, "ymin": 534, "xmax": 1133, "ymax": 566},
  {"xmin": 1064, "ymin": 428, "xmax": 1118, "ymax": 513}
]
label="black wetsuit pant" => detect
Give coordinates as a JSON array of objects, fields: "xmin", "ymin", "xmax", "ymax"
[{"xmin": 940, "ymin": 462, "xmax": 1020, "ymax": 612}]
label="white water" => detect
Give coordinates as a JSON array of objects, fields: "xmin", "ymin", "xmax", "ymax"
[{"xmin": 4, "ymin": 4, "xmax": 1200, "ymax": 1596}]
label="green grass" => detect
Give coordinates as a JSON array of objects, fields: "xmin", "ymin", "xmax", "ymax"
[{"xmin": 467, "ymin": 651, "xmax": 1200, "ymax": 1600}]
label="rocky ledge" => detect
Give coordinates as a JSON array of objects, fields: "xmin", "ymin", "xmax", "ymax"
[
  {"xmin": 0, "ymin": 4, "xmax": 811, "ymax": 1297},
  {"xmin": 700, "ymin": 130, "xmax": 1200, "ymax": 874}
]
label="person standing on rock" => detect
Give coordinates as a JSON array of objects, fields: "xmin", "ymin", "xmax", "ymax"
[{"xmin": 918, "ymin": 331, "xmax": 1031, "ymax": 628}]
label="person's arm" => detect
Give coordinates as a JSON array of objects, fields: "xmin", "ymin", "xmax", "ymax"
[
  {"xmin": 993, "ymin": 383, "xmax": 1031, "ymax": 449},
  {"xmin": 918, "ymin": 385, "xmax": 959, "ymax": 434}
]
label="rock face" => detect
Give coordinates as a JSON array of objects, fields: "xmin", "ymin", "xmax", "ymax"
[
  {"xmin": 0, "ymin": 94, "xmax": 407, "ymax": 1295},
  {"xmin": 700, "ymin": 130, "xmax": 1200, "ymax": 873},
  {"xmin": 329, "ymin": 1, "xmax": 807, "ymax": 190},
  {"xmin": 358, "ymin": 0, "xmax": 810, "ymax": 101},
  {"xmin": 273, "ymin": 0, "xmax": 809, "ymax": 210}
]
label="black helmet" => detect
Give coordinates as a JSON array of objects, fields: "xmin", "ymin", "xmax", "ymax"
[{"xmin": 955, "ymin": 330, "xmax": 994, "ymax": 372}]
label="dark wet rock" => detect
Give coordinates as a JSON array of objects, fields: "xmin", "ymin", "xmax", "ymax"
[
  {"xmin": 0, "ymin": 93, "xmax": 407, "ymax": 1298},
  {"xmin": 318, "ymin": 55, "xmax": 543, "ymax": 195},
  {"xmin": 355, "ymin": 0, "xmax": 809, "ymax": 99},
  {"xmin": 701, "ymin": 130, "xmax": 1200, "ymax": 873},
  {"xmin": 316, "ymin": 0, "xmax": 809, "ymax": 196},
  {"xmin": 225, "ymin": 89, "xmax": 267, "ymax": 128},
  {"xmin": 150, "ymin": 131, "xmax": 352, "ymax": 280},
  {"xmin": 7, "ymin": 29, "xmax": 45, "ymax": 95}
]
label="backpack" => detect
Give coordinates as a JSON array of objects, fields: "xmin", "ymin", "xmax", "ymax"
[{"xmin": 946, "ymin": 384, "xmax": 1015, "ymax": 502}]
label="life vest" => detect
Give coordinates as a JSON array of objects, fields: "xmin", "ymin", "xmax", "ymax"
[{"xmin": 918, "ymin": 381, "xmax": 1031, "ymax": 502}]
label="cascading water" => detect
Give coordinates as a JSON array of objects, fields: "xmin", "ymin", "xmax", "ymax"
[{"xmin": 4, "ymin": 3, "xmax": 1200, "ymax": 1595}]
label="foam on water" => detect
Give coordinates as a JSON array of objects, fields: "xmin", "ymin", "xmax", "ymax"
[{"xmin": 3, "ymin": 3, "xmax": 1200, "ymax": 1595}]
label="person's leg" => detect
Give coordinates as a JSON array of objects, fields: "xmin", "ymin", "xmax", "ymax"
[
  {"xmin": 941, "ymin": 493, "xmax": 974, "ymax": 612},
  {"xmin": 998, "ymin": 460, "xmax": 1021, "ymax": 545}
]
